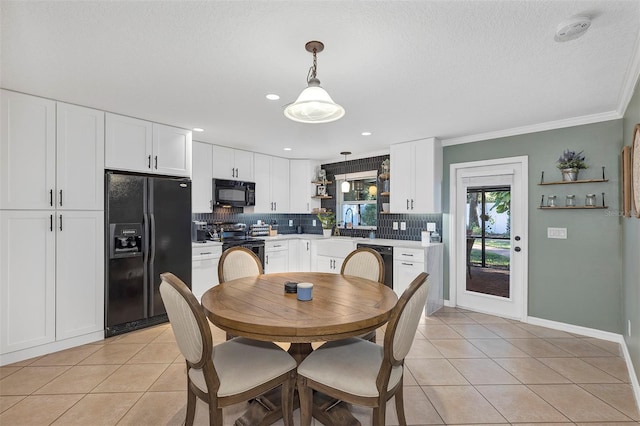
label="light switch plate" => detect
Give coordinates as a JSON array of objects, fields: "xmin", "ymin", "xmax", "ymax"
[
  {"xmin": 547, "ymin": 227, "xmax": 567, "ymax": 239},
  {"xmin": 392, "ymin": 222, "xmax": 399, "ymax": 230},
  {"xmin": 288, "ymin": 219, "xmax": 293, "ymax": 226},
  {"xmin": 312, "ymin": 219, "xmax": 317, "ymax": 227},
  {"xmin": 427, "ymin": 222, "xmax": 436, "ymax": 232},
  {"xmin": 400, "ymin": 222, "xmax": 407, "ymax": 231}
]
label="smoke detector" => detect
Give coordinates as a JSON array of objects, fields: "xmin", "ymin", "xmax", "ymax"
[{"xmin": 555, "ymin": 16, "xmax": 591, "ymax": 42}]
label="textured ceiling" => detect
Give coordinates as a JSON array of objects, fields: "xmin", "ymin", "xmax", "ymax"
[{"xmin": 1, "ymin": 1, "xmax": 639, "ymax": 161}]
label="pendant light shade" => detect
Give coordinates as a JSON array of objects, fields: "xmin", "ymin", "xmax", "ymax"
[
  {"xmin": 284, "ymin": 41, "xmax": 345, "ymax": 124},
  {"xmin": 340, "ymin": 151, "xmax": 351, "ymax": 193}
]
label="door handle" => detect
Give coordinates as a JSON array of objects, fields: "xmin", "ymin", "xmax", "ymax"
[
  {"xmin": 235, "ymin": 168, "xmax": 239, "ymax": 178},
  {"xmin": 406, "ymin": 199, "xmax": 409, "ymax": 210},
  {"xmin": 266, "ymin": 255, "xmax": 269, "ymax": 265},
  {"xmin": 306, "ymin": 242, "xmax": 309, "ymax": 251},
  {"xmin": 515, "ymin": 247, "xmax": 521, "ymax": 252},
  {"xmin": 59, "ymin": 190, "xmax": 63, "ymax": 206},
  {"xmin": 50, "ymin": 214, "xmax": 53, "ymax": 232},
  {"xmin": 411, "ymin": 199, "xmax": 414, "ymax": 210},
  {"xmin": 274, "ymin": 202, "xmax": 277, "ymax": 211},
  {"xmin": 231, "ymin": 167, "xmax": 235, "ymax": 178},
  {"xmin": 515, "ymin": 236, "xmax": 521, "ymax": 241},
  {"xmin": 49, "ymin": 189, "xmax": 53, "ymax": 206},
  {"xmin": 401, "ymin": 262, "xmax": 414, "ymax": 266},
  {"xmin": 154, "ymin": 156, "xmax": 158, "ymax": 169},
  {"xmin": 148, "ymin": 155, "xmax": 152, "ymax": 169},
  {"xmin": 59, "ymin": 214, "xmax": 63, "ymax": 231}
]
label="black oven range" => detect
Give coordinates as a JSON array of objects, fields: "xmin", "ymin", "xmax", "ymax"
[{"xmin": 213, "ymin": 222, "xmax": 265, "ymax": 265}]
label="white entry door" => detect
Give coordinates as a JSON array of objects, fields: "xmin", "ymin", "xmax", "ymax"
[{"xmin": 450, "ymin": 157, "xmax": 528, "ymax": 320}]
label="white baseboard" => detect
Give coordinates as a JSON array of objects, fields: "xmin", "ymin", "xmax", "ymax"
[{"xmin": 0, "ymin": 331, "xmax": 104, "ymax": 366}]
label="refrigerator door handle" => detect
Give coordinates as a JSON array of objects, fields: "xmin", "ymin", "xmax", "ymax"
[{"xmin": 149, "ymin": 213, "xmax": 156, "ymax": 265}]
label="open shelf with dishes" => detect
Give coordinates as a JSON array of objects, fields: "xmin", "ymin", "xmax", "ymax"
[{"xmin": 312, "ymin": 180, "xmax": 332, "ymax": 199}]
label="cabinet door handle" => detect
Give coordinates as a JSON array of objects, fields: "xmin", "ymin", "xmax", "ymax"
[
  {"xmin": 49, "ymin": 189, "xmax": 53, "ymax": 206},
  {"xmin": 154, "ymin": 156, "xmax": 158, "ymax": 169},
  {"xmin": 402, "ymin": 262, "xmax": 414, "ymax": 266},
  {"xmin": 201, "ymin": 252, "xmax": 212, "ymax": 255},
  {"xmin": 411, "ymin": 199, "xmax": 414, "ymax": 210},
  {"xmin": 402, "ymin": 253, "xmax": 414, "ymax": 257},
  {"xmin": 49, "ymin": 214, "xmax": 53, "ymax": 232},
  {"xmin": 274, "ymin": 202, "xmax": 277, "ymax": 211},
  {"xmin": 210, "ymin": 199, "xmax": 213, "ymax": 210},
  {"xmin": 59, "ymin": 190, "xmax": 63, "ymax": 206},
  {"xmin": 148, "ymin": 155, "xmax": 152, "ymax": 169},
  {"xmin": 235, "ymin": 168, "xmax": 239, "ymax": 178},
  {"xmin": 59, "ymin": 214, "xmax": 63, "ymax": 231},
  {"xmin": 406, "ymin": 199, "xmax": 409, "ymax": 210},
  {"xmin": 306, "ymin": 242, "xmax": 309, "ymax": 251},
  {"xmin": 266, "ymin": 254, "xmax": 269, "ymax": 265}
]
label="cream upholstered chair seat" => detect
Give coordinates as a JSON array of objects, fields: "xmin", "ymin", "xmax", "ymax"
[
  {"xmin": 159, "ymin": 272, "xmax": 296, "ymax": 426},
  {"xmin": 297, "ymin": 272, "xmax": 429, "ymax": 426},
  {"xmin": 188, "ymin": 337, "xmax": 296, "ymax": 398},
  {"xmin": 218, "ymin": 246, "xmax": 263, "ymax": 283},
  {"xmin": 297, "ymin": 337, "xmax": 403, "ymax": 398}
]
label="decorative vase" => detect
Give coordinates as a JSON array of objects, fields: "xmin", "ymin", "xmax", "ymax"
[
  {"xmin": 561, "ymin": 168, "xmax": 578, "ymax": 182},
  {"xmin": 322, "ymin": 229, "xmax": 332, "ymax": 237}
]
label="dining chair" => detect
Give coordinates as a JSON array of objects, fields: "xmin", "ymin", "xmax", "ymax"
[
  {"xmin": 218, "ymin": 246, "xmax": 263, "ymax": 283},
  {"xmin": 341, "ymin": 247, "xmax": 385, "ymax": 342},
  {"xmin": 159, "ymin": 272, "xmax": 297, "ymax": 426},
  {"xmin": 296, "ymin": 272, "xmax": 429, "ymax": 426}
]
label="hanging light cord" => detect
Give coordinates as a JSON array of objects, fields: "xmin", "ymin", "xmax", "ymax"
[{"xmin": 307, "ymin": 48, "xmax": 318, "ymax": 83}]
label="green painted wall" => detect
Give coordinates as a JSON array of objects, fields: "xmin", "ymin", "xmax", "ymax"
[
  {"xmin": 442, "ymin": 120, "xmax": 624, "ymax": 333},
  {"xmin": 622, "ymin": 78, "xmax": 640, "ymax": 379}
]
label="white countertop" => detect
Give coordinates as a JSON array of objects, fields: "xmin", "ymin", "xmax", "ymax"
[
  {"xmin": 191, "ymin": 241, "xmax": 222, "ymax": 248},
  {"xmin": 258, "ymin": 234, "xmax": 442, "ymax": 249}
]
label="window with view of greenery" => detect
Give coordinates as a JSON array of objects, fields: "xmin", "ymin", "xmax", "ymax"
[{"xmin": 337, "ymin": 172, "xmax": 377, "ymax": 229}]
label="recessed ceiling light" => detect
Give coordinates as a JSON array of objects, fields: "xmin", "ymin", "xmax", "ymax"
[
  {"xmin": 266, "ymin": 94, "xmax": 280, "ymax": 101},
  {"xmin": 283, "ymin": 147, "xmax": 292, "ymax": 151},
  {"xmin": 361, "ymin": 132, "xmax": 372, "ymax": 136},
  {"xmin": 193, "ymin": 128, "xmax": 204, "ymax": 132}
]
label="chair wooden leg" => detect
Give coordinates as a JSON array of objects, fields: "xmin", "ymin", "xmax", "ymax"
[
  {"xmin": 394, "ymin": 383, "xmax": 407, "ymax": 426},
  {"xmin": 208, "ymin": 405, "xmax": 223, "ymax": 426},
  {"xmin": 372, "ymin": 403, "xmax": 387, "ymax": 426},
  {"xmin": 297, "ymin": 376, "xmax": 313, "ymax": 426},
  {"xmin": 281, "ymin": 371, "xmax": 296, "ymax": 426},
  {"xmin": 185, "ymin": 386, "xmax": 196, "ymax": 426}
]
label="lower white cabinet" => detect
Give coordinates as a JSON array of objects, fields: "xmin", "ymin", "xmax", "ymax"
[
  {"xmin": 191, "ymin": 244, "xmax": 222, "ymax": 301},
  {"xmin": 0, "ymin": 210, "xmax": 103, "ymax": 354},
  {"xmin": 265, "ymin": 241, "xmax": 289, "ymax": 273},
  {"xmin": 311, "ymin": 239, "xmax": 355, "ymax": 274},
  {"xmin": 289, "ymin": 239, "xmax": 311, "ymax": 272},
  {"xmin": 393, "ymin": 248, "xmax": 425, "ymax": 298}
]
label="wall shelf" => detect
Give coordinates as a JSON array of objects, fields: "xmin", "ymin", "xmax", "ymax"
[
  {"xmin": 378, "ymin": 173, "xmax": 390, "ymax": 180},
  {"xmin": 539, "ymin": 178, "xmax": 608, "ymax": 185},
  {"xmin": 539, "ymin": 206, "xmax": 608, "ymax": 210},
  {"xmin": 380, "ymin": 192, "xmax": 390, "ymax": 196},
  {"xmin": 311, "ymin": 180, "xmax": 332, "ymax": 185},
  {"xmin": 312, "ymin": 195, "xmax": 332, "ymax": 199}
]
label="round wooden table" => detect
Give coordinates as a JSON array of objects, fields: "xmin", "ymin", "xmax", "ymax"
[{"xmin": 201, "ymin": 271, "xmax": 398, "ymax": 364}]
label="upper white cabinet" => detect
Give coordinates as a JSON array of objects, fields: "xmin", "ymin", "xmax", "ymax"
[
  {"xmin": 289, "ymin": 160, "xmax": 321, "ymax": 213},
  {"xmin": 254, "ymin": 153, "xmax": 289, "ymax": 213},
  {"xmin": 105, "ymin": 113, "xmax": 191, "ymax": 177},
  {"xmin": 212, "ymin": 145, "xmax": 254, "ymax": 181},
  {"xmin": 390, "ymin": 137, "xmax": 442, "ymax": 213},
  {"xmin": 1, "ymin": 91, "xmax": 104, "ymax": 210},
  {"xmin": 192, "ymin": 141, "xmax": 214, "ymax": 213}
]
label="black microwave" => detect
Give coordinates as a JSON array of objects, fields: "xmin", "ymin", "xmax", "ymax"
[{"xmin": 212, "ymin": 179, "xmax": 255, "ymax": 207}]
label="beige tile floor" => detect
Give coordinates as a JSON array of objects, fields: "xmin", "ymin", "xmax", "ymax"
[{"xmin": 1, "ymin": 307, "xmax": 639, "ymax": 425}]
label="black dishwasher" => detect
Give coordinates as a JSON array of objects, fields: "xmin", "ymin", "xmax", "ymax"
[{"xmin": 356, "ymin": 244, "xmax": 393, "ymax": 290}]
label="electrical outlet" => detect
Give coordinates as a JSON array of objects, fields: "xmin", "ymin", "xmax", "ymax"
[
  {"xmin": 547, "ymin": 227, "xmax": 567, "ymax": 239},
  {"xmin": 427, "ymin": 222, "xmax": 436, "ymax": 232},
  {"xmin": 312, "ymin": 219, "xmax": 317, "ymax": 227},
  {"xmin": 288, "ymin": 219, "xmax": 293, "ymax": 226},
  {"xmin": 400, "ymin": 222, "xmax": 407, "ymax": 231},
  {"xmin": 392, "ymin": 222, "xmax": 399, "ymax": 230}
]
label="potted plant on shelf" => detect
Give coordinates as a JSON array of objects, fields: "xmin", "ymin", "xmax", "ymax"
[
  {"xmin": 317, "ymin": 210, "xmax": 336, "ymax": 237},
  {"xmin": 557, "ymin": 149, "xmax": 587, "ymax": 181}
]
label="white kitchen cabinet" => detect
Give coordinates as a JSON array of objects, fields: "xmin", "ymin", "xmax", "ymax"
[
  {"xmin": 265, "ymin": 241, "xmax": 289, "ymax": 273},
  {"xmin": 289, "ymin": 160, "xmax": 321, "ymax": 213},
  {"xmin": 393, "ymin": 248, "xmax": 425, "ymax": 298},
  {"xmin": 390, "ymin": 137, "xmax": 442, "ymax": 213},
  {"xmin": 152, "ymin": 123, "xmax": 192, "ymax": 177},
  {"xmin": 105, "ymin": 113, "xmax": 191, "ymax": 177},
  {"xmin": 55, "ymin": 211, "xmax": 104, "ymax": 340},
  {"xmin": 0, "ymin": 210, "xmax": 103, "ymax": 354},
  {"xmin": 56, "ymin": 103, "xmax": 105, "ymax": 210},
  {"xmin": 192, "ymin": 243, "xmax": 222, "ymax": 301},
  {"xmin": 0, "ymin": 211, "xmax": 56, "ymax": 353},
  {"xmin": 1, "ymin": 92, "xmax": 105, "ymax": 211},
  {"xmin": 254, "ymin": 153, "xmax": 290, "ymax": 213},
  {"xmin": 212, "ymin": 145, "xmax": 254, "ymax": 181},
  {"xmin": 311, "ymin": 239, "xmax": 355, "ymax": 274},
  {"xmin": 289, "ymin": 239, "xmax": 311, "ymax": 272},
  {"xmin": 192, "ymin": 141, "xmax": 214, "ymax": 213}
]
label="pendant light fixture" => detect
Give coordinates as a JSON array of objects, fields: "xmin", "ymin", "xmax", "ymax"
[
  {"xmin": 284, "ymin": 41, "xmax": 345, "ymax": 124},
  {"xmin": 340, "ymin": 151, "xmax": 351, "ymax": 193}
]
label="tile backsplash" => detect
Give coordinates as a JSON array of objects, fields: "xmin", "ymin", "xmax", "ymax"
[{"xmin": 194, "ymin": 154, "xmax": 442, "ymax": 241}]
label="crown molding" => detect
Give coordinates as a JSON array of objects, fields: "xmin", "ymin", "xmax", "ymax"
[{"xmin": 441, "ymin": 111, "xmax": 621, "ymax": 147}]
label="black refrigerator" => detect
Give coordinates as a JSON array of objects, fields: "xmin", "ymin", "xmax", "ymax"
[{"xmin": 105, "ymin": 172, "xmax": 191, "ymax": 337}]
